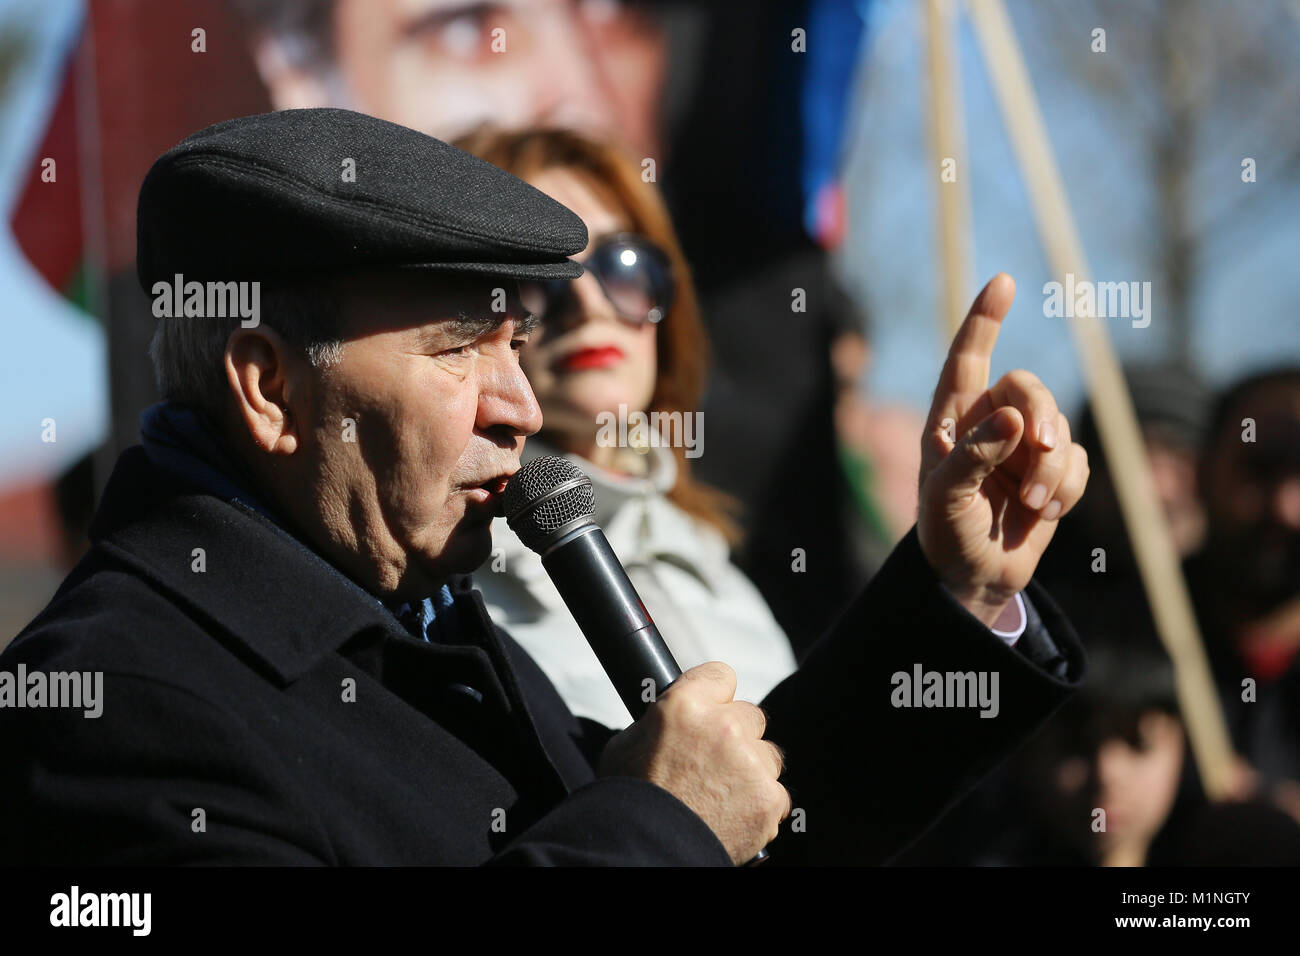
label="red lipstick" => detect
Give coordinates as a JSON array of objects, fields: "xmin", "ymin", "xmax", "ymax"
[{"xmin": 557, "ymin": 346, "xmax": 624, "ymax": 372}]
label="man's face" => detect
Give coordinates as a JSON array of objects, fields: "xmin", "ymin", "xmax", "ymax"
[
  {"xmin": 1202, "ymin": 382, "xmax": 1300, "ymax": 609},
  {"xmin": 292, "ymin": 271, "xmax": 542, "ymax": 599},
  {"xmin": 298, "ymin": 0, "xmax": 666, "ymax": 157}
]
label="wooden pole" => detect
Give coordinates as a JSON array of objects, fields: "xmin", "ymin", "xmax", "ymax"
[
  {"xmin": 964, "ymin": 0, "xmax": 1236, "ymax": 798},
  {"xmin": 925, "ymin": 0, "xmax": 975, "ymax": 337}
]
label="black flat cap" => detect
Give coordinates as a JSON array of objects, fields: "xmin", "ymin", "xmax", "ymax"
[{"xmin": 136, "ymin": 108, "xmax": 587, "ymax": 292}]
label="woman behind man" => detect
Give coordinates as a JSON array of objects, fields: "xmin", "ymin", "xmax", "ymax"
[{"xmin": 457, "ymin": 126, "xmax": 796, "ymax": 730}]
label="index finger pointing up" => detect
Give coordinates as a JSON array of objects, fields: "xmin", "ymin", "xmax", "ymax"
[{"xmin": 928, "ymin": 274, "xmax": 1017, "ymax": 426}]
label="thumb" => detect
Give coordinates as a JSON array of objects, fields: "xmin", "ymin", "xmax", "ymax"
[
  {"xmin": 663, "ymin": 661, "xmax": 737, "ymax": 705},
  {"xmin": 930, "ymin": 406, "xmax": 1024, "ymax": 505}
]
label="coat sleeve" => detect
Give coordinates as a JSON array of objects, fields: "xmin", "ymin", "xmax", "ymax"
[
  {"xmin": 759, "ymin": 526, "xmax": 1086, "ymax": 865},
  {"xmin": 486, "ymin": 629, "xmax": 734, "ymax": 866},
  {"xmin": 488, "ymin": 776, "xmax": 733, "ymax": 866},
  {"xmin": 0, "ymin": 668, "xmax": 732, "ymax": 867}
]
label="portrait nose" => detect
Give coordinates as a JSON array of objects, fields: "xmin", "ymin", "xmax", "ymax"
[
  {"xmin": 529, "ymin": 13, "xmax": 619, "ymax": 136},
  {"xmin": 547, "ymin": 272, "xmax": 619, "ymax": 334},
  {"xmin": 578, "ymin": 270, "xmax": 625, "ymax": 324},
  {"xmin": 1095, "ymin": 740, "xmax": 1132, "ymax": 792}
]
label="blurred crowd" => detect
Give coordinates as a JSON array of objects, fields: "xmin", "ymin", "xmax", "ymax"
[{"xmin": 899, "ymin": 364, "xmax": 1300, "ymax": 865}]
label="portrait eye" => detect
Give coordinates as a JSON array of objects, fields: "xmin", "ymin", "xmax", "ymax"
[
  {"xmin": 410, "ymin": 4, "xmax": 505, "ymax": 60},
  {"xmin": 440, "ymin": 15, "xmax": 486, "ymax": 56}
]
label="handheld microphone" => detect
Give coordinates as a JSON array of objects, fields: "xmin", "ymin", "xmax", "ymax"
[
  {"xmin": 504, "ymin": 454, "xmax": 771, "ymax": 865},
  {"xmin": 503, "ymin": 455, "xmax": 679, "ymax": 719}
]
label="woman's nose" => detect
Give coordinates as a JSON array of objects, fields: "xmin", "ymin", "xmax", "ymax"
[{"xmin": 550, "ymin": 272, "xmax": 617, "ymax": 332}]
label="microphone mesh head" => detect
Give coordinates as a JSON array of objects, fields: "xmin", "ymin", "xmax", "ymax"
[{"xmin": 504, "ymin": 455, "xmax": 596, "ymax": 552}]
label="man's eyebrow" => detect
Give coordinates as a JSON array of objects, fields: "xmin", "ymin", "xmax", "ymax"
[
  {"xmin": 416, "ymin": 310, "xmax": 539, "ymax": 347},
  {"xmin": 515, "ymin": 310, "xmax": 540, "ymax": 336}
]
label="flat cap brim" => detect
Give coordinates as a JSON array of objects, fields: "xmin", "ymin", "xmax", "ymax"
[{"xmin": 392, "ymin": 259, "xmax": 583, "ymax": 281}]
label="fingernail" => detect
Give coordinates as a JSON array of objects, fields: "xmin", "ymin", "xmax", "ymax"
[
  {"xmin": 1024, "ymin": 483, "xmax": 1048, "ymax": 509},
  {"xmin": 1037, "ymin": 421, "xmax": 1057, "ymax": 449},
  {"xmin": 1043, "ymin": 499, "xmax": 1062, "ymax": 520}
]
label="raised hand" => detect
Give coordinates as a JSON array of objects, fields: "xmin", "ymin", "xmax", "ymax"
[{"xmin": 917, "ymin": 273, "xmax": 1090, "ymax": 628}]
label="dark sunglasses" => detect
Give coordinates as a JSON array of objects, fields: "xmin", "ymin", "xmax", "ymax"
[{"xmin": 519, "ymin": 233, "xmax": 675, "ymax": 327}]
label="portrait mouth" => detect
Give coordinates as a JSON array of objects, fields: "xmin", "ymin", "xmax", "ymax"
[
  {"xmin": 555, "ymin": 345, "xmax": 624, "ymax": 373},
  {"xmin": 463, "ymin": 472, "xmax": 514, "ymax": 517}
]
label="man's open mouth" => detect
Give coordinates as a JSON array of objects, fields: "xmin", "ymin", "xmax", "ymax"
[{"xmin": 464, "ymin": 473, "xmax": 514, "ymax": 516}]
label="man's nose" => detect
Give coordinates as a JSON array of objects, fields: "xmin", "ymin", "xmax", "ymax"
[{"xmin": 479, "ymin": 351, "xmax": 543, "ymax": 439}]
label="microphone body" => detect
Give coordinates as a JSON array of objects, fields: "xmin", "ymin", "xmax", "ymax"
[{"xmin": 539, "ymin": 524, "xmax": 680, "ymax": 720}]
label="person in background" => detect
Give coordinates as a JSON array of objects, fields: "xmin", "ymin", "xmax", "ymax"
[
  {"xmin": 1035, "ymin": 363, "xmax": 1210, "ymax": 594},
  {"xmin": 1029, "ymin": 364, "xmax": 1212, "ymax": 673},
  {"xmin": 1017, "ymin": 645, "xmax": 1192, "ymax": 866},
  {"xmin": 1186, "ymin": 368, "xmax": 1300, "ymax": 801},
  {"xmin": 829, "ymin": 295, "xmax": 925, "ymax": 569},
  {"xmin": 1048, "ymin": 365, "xmax": 1300, "ymax": 808},
  {"xmin": 990, "ymin": 644, "xmax": 1300, "ymax": 866},
  {"xmin": 455, "ymin": 126, "xmax": 796, "ymax": 730}
]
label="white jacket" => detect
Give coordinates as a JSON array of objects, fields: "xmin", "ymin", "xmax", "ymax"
[{"xmin": 476, "ymin": 441, "xmax": 797, "ymax": 730}]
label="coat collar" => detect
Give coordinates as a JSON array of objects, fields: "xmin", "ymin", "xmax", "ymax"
[
  {"xmin": 88, "ymin": 445, "xmax": 469, "ymax": 684},
  {"xmin": 87, "ymin": 445, "xmax": 575, "ymax": 804}
]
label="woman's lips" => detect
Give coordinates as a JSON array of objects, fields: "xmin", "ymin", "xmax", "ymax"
[{"xmin": 556, "ymin": 345, "xmax": 624, "ymax": 372}]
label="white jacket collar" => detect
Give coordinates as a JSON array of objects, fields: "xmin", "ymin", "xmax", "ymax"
[
  {"xmin": 491, "ymin": 440, "xmax": 723, "ymax": 589},
  {"xmin": 520, "ymin": 439, "xmax": 677, "ymax": 528}
]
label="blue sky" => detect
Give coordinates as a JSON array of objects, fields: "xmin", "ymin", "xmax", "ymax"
[{"xmin": 838, "ymin": 0, "xmax": 1300, "ymax": 417}]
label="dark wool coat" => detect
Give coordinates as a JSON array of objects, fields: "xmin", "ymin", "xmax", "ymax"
[{"xmin": 0, "ymin": 446, "xmax": 1085, "ymax": 865}]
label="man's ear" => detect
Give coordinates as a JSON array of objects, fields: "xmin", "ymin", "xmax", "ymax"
[{"xmin": 225, "ymin": 326, "xmax": 302, "ymax": 455}]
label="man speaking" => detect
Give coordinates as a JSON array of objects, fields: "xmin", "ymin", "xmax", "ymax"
[{"xmin": 0, "ymin": 109, "xmax": 1088, "ymax": 865}]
